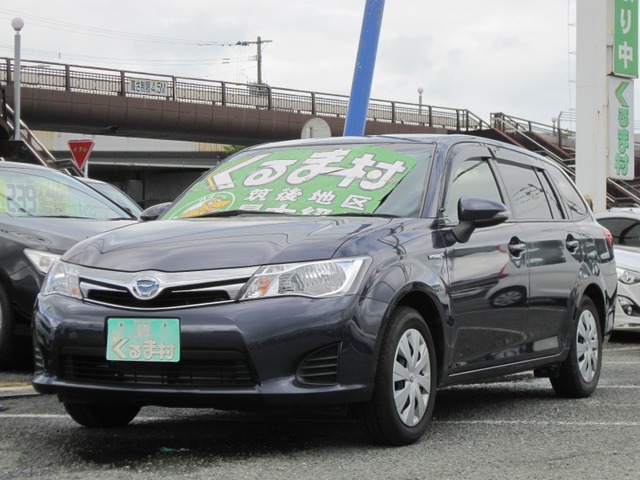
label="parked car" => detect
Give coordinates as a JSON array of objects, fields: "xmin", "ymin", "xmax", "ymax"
[
  {"xmin": 76, "ymin": 177, "xmax": 143, "ymax": 218},
  {"xmin": 606, "ymin": 246, "xmax": 640, "ymax": 331},
  {"xmin": 0, "ymin": 161, "xmax": 138, "ymax": 366},
  {"xmin": 594, "ymin": 209, "xmax": 640, "ymax": 248},
  {"xmin": 32, "ymin": 134, "xmax": 617, "ymax": 445}
]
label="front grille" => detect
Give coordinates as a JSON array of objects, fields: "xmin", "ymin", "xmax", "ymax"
[
  {"xmin": 86, "ymin": 284, "xmax": 232, "ymax": 309},
  {"xmin": 75, "ymin": 265, "xmax": 259, "ymax": 311},
  {"xmin": 58, "ymin": 348, "xmax": 256, "ymax": 388},
  {"xmin": 296, "ymin": 344, "xmax": 340, "ymax": 385}
]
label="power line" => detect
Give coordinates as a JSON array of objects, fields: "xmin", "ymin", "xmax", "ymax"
[{"xmin": 0, "ymin": 7, "xmax": 235, "ymax": 46}]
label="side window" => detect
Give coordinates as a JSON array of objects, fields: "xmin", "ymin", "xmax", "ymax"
[
  {"xmin": 496, "ymin": 162, "xmax": 554, "ymax": 220},
  {"xmin": 442, "ymin": 158, "xmax": 502, "ymax": 225},
  {"xmin": 545, "ymin": 164, "xmax": 589, "ymax": 220},
  {"xmin": 597, "ymin": 217, "xmax": 640, "ymax": 247},
  {"xmin": 538, "ymin": 172, "xmax": 564, "ymax": 219}
]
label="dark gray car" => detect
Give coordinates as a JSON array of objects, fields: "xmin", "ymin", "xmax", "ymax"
[
  {"xmin": 0, "ymin": 162, "xmax": 137, "ymax": 366},
  {"xmin": 32, "ymin": 135, "xmax": 617, "ymax": 445}
]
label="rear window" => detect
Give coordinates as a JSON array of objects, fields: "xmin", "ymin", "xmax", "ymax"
[{"xmin": 545, "ymin": 164, "xmax": 589, "ymax": 220}]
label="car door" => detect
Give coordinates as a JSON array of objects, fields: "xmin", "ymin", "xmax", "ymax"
[
  {"xmin": 441, "ymin": 145, "xmax": 529, "ymax": 375},
  {"xmin": 492, "ymin": 150, "xmax": 583, "ymax": 358}
]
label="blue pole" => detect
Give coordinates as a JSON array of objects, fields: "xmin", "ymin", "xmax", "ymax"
[{"xmin": 343, "ymin": 0, "xmax": 385, "ymax": 136}]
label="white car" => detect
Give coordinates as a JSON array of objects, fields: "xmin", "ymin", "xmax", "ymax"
[
  {"xmin": 611, "ymin": 246, "xmax": 640, "ymax": 331},
  {"xmin": 594, "ymin": 210, "xmax": 640, "ymax": 330}
]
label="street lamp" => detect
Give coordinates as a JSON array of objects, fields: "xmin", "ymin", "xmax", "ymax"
[
  {"xmin": 11, "ymin": 17, "xmax": 24, "ymax": 141},
  {"xmin": 417, "ymin": 87, "xmax": 424, "ymax": 115}
]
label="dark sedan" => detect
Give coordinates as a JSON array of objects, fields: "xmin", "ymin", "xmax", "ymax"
[
  {"xmin": 0, "ymin": 161, "xmax": 137, "ymax": 366},
  {"xmin": 32, "ymin": 135, "xmax": 617, "ymax": 445}
]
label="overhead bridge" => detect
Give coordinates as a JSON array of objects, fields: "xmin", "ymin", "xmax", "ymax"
[
  {"xmin": 1, "ymin": 58, "xmax": 640, "ymax": 207},
  {"xmin": 0, "ymin": 57, "xmax": 487, "ymax": 145}
]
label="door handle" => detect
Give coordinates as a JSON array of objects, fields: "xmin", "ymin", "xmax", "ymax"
[
  {"xmin": 508, "ymin": 240, "xmax": 526, "ymax": 257},
  {"xmin": 565, "ymin": 238, "xmax": 579, "ymax": 253}
]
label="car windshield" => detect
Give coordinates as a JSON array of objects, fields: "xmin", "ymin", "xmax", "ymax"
[
  {"xmin": 162, "ymin": 142, "xmax": 434, "ymax": 220},
  {"xmin": 82, "ymin": 179, "xmax": 143, "ymax": 217},
  {"xmin": 0, "ymin": 168, "xmax": 133, "ymax": 220}
]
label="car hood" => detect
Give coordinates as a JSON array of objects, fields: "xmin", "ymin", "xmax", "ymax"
[
  {"xmin": 0, "ymin": 217, "xmax": 138, "ymax": 254},
  {"xmin": 64, "ymin": 216, "xmax": 397, "ymax": 271},
  {"xmin": 613, "ymin": 246, "xmax": 640, "ymax": 270}
]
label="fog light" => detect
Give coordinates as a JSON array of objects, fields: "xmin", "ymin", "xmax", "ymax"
[{"xmin": 617, "ymin": 295, "xmax": 638, "ymax": 316}]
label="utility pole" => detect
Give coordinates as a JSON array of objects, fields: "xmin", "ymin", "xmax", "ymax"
[{"xmin": 236, "ymin": 36, "xmax": 272, "ymax": 85}]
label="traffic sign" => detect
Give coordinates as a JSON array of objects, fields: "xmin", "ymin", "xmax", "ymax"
[{"xmin": 68, "ymin": 140, "xmax": 95, "ymax": 170}]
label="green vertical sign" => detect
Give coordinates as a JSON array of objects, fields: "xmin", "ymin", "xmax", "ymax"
[{"xmin": 614, "ymin": 0, "xmax": 638, "ymax": 77}]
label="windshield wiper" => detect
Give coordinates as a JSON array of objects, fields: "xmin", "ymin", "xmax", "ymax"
[
  {"xmin": 330, "ymin": 212, "xmax": 399, "ymax": 218},
  {"xmin": 30, "ymin": 215, "xmax": 130, "ymax": 220},
  {"xmin": 193, "ymin": 209, "xmax": 288, "ymax": 219}
]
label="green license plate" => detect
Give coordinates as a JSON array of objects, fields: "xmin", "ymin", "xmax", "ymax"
[{"xmin": 106, "ymin": 318, "xmax": 180, "ymax": 362}]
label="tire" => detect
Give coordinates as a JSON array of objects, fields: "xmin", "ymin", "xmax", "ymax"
[
  {"xmin": 0, "ymin": 284, "xmax": 17, "ymax": 368},
  {"xmin": 361, "ymin": 306, "xmax": 437, "ymax": 446},
  {"xmin": 550, "ymin": 298, "xmax": 602, "ymax": 398},
  {"xmin": 63, "ymin": 402, "xmax": 141, "ymax": 428}
]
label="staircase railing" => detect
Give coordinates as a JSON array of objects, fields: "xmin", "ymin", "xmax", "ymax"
[
  {"xmin": 491, "ymin": 113, "xmax": 640, "ymax": 207},
  {"xmin": 0, "ymin": 89, "xmax": 82, "ymax": 175}
]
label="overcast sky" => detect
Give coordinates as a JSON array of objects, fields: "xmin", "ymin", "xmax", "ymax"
[{"xmin": 0, "ymin": 1, "xmax": 580, "ymax": 128}]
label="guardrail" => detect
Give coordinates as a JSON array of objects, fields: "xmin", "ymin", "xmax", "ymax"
[
  {"xmin": 0, "ymin": 57, "xmax": 489, "ymax": 132},
  {"xmin": 491, "ymin": 112, "xmax": 576, "ymax": 152},
  {"xmin": 490, "ymin": 113, "xmax": 640, "ymax": 206},
  {"xmin": 491, "ymin": 111, "xmax": 640, "ymax": 161}
]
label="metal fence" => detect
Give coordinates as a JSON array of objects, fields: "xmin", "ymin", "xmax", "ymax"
[{"xmin": 1, "ymin": 57, "xmax": 489, "ymax": 132}]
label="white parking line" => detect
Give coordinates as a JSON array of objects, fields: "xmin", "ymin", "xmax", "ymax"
[
  {"xmin": 2, "ymin": 413, "xmax": 639, "ymax": 428},
  {"xmin": 598, "ymin": 385, "xmax": 640, "ymax": 388},
  {"xmin": 436, "ymin": 420, "xmax": 640, "ymax": 426}
]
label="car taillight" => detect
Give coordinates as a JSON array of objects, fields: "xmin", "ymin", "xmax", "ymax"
[{"xmin": 603, "ymin": 227, "xmax": 614, "ymax": 249}]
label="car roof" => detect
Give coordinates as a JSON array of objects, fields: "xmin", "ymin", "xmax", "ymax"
[
  {"xmin": 242, "ymin": 133, "xmax": 554, "ymax": 167},
  {"xmin": 594, "ymin": 210, "xmax": 640, "ymax": 219},
  {"xmin": 0, "ymin": 161, "xmax": 61, "ymax": 172}
]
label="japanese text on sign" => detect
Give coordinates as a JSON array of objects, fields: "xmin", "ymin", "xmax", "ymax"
[
  {"xmin": 609, "ymin": 77, "xmax": 635, "ymax": 179},
  {"xmin": 164, "ymin": 146, "xmax": 417, "ymax": 219},
  {"xmin": 614, "ymin": 0, "xmax": 639, "ymax": 78},
  {"xmin": 126, "ymin": 77, "xmax": 169, "ymax": 96}
]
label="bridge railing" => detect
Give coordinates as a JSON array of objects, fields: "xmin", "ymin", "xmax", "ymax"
[{"xmin": 1, "ymin": 57, "xmax": 489, "ymax": 132}]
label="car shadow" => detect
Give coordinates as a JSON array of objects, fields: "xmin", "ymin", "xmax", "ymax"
[
  {"xmin": 609, "ymin": 330, "xmax": 640, "ymax": 344},
  {"xmin": 36, "ymin": 376, "xmax": 563, "ymax": 467}
]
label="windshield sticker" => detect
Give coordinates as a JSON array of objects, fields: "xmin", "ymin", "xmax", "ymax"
[
  {"xmin": 0, "ymin": 178, "xmax": 71, "ymax": 216},
  {"xmin": 165, "ymin": 146, "xmax": 416, "ymax": 218}
]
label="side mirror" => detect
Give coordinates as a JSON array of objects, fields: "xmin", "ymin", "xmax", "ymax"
[
  {"xmin": 451, "ymin": 197, "xmax": 510, "ymax": 243},
  {"xmin": 139, "ymin": 202, "xmax": 172, "ymax": 222}
]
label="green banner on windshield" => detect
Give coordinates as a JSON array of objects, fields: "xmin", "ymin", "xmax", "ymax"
[{"xmin": 164, "ymin": 146, "xmax": 416, "ymax": 219}]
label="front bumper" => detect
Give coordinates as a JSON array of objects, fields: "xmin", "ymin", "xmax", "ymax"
[
  {"xmin": 613, "ymin": 282, "xmax": 640, "ymax": 330},
  {"xmin": 32, "ymin": 292, "xmax": 388, "ymax": 407}
]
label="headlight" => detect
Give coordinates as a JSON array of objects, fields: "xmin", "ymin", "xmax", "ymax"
[
  {"xmin": 41, "ymin": 261, "xmax": 82, "ymax": 299},
  {"xmin": 240, "ymin": 257, "xmax": 371, "ymax": 300},
  {"xmin": 617, "ymin": 267, "xmax": 640, "ymax": 284},
  {"xmin": 24, "ymin": 249, "xmax": 61, "ymax": 275}
]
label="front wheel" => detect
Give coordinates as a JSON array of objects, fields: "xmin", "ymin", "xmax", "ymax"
[
  {"xmin": 550, "ymin": 298, "xmax": 602, "ymax": 398},
  {"xmin": 361, "ymin": 306, "xmax": 437, "ymax": 446},
  {"xmin": 63, "ymin": 401, "xmax": 141, "ymax": 428}
]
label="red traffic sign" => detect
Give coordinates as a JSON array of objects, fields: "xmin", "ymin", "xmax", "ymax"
[{"xmin": 68, "ymin": 140, "xmax": 95, "ymax": 169}]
